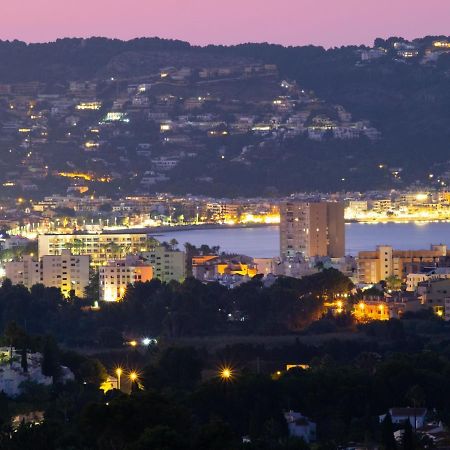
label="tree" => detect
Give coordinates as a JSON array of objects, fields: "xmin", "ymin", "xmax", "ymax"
[
  {"xmin": 401, "ymin": 420, "xmax": 414, "ymax": 450},
  {"xmin": 143, "ymin": 347, "xmax": 203, "ymax": 391},
  {"xmin": 4, "ymin": 321, "xmax": 28, "ymax": 350},
  {"xmin": 41, "ymin": 336, "xmax": 61, "ymax": 382},
  {"xmin": 21, "ymin": 347, "xmax": 28, "ymax": 373},
  {"xmin": 386, "ymin": 276, "xmax": 402, "ymax": 291},
  {"xmin": 84, "ymin": 271, "xmax": 99, "ymax": 300},
  {"xmin": 381, "ymin": 413, "xmax": 397, "ymax": 450},
  {"xmin": 169, "ymin": 238, "xmax": 179, "ymax": 250}
]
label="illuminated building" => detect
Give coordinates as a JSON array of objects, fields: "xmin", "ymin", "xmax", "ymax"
[
  {"xmin": 141, "ymin": 245, "xmax": 186, "ymax": 283},
  {"xmin": 40, "ymin": 250, "xmax": 90, "ymax": 298},
  {"xmin": 406, "ymin": 268, "xmax": 450, "ymax": 292},
  {"xmin": 357, "ymin": 245, "xmax": 448, "ymax": 284},
  {"xmin": 38, "ymin": 232, "xmax": 149, "ymax": 266},
  {"xmin": 103, "ymin": 112, "xmax": 129, "ymax": 122},
  {"xmin": 353, "ymin": 300, "xmax": 389, "ymax": 322},
  {"xmin": 75, "ymin": 101, "xmax": 102, "ymax": 111},
  {"xmin": 280, "ymin": 201, "xmax": 345, "ymax": 260},
  {"xmin": 419, "ymin": 278, "xmax": 450, "ymax": 317},
  {"xmin": 5, "ymin": 256, "xmax": 40, "ymax": 288},
  {"xmin": 433, "ymin": 41, "xmax": 450, "ymax": 48},
  {"xmin": 99, "ymin": 256, "xmax": 153, "ymax": 302},
  {"xmin": 5, "ymin": 250, "xmax": 89, "ymax": 298}
]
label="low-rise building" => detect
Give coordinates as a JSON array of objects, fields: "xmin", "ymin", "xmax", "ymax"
[
  {"xmin": 406, "ymin": 267, "xmax": 450, "ymax": 292},
  {"xmin": 353, "ymin": 299, "xmax": 390, "ymax": 322},
  {"xmin": 357, "ymin": 245, "xmax": 448, "ymax": 284},
  {"xmin": 380, "ymin": 408, "xmax": 428, "ymax": 430},
  {"xmin": 418, "ymin": 278, "xmax": 450, "ymax": 316},
  {"xmin": 284, "ymin": 411, "xmax": 316, "ymax": 443}
]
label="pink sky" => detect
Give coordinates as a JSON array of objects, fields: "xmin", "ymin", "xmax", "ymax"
[{"xmin": 1, "ymin": 0, "xmax": 449, "ymax": 47}]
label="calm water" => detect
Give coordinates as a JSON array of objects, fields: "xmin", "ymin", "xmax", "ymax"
[{"xmin": 154, "ymin": 222, "xmax": 450, "ymax": 258}]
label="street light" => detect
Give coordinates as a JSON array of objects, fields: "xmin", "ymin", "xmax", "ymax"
[
  {"xmin": 116, "ymin": 368, "xmax": 122, "ymax": 390},
  {"xmin": 129, "ymin": 371, "xmax": 138, "ymax": 382},
  {"xmin": 220, "ymin": 367, "xmax": 233, "ymax": 381}
]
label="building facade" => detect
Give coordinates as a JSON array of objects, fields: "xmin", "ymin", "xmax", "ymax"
[
  {"xmin": 279, "ymin": 201, "xmax": 345, "ymax": 260},
  {"xmin": 38, "ymin": 232, "xmax": 149, "ymax": 266},
  {"xmin": 40, "ymin": 250, "xmax": 90, "ymax": 298},
  {"xmin": 141, "ymin": 245, "xmax": 186, "ymax": 283},
  {"xmin": 4, "ymin": 256, "xmax": 40, "ymax": 287},
  {"xmin": 99, "ymin": 256, "xmax": 154, "ymax": 302},
  {"xmin": 357, "ymin": 244, "xmax": 448, "ymax": 284},
  {"xmin": 5, "ymin": 250, "xmax": 90, "ymax": 298}
]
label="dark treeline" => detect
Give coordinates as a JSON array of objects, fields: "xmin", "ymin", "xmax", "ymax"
[
  {"xmin": 3, "ymin": 336, "xmax": 450, "ymax": 449},
  {"xmin": 0, "ymin": 269, "xmax": 353, "ymax": 346}
]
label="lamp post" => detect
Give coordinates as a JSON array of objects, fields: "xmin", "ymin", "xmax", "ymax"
[{"xmin": 116, "ymin": 368, "xmax": 122, "ymax": 390}]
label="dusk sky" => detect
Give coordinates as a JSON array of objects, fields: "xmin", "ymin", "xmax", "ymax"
[{"xmin": 2, "ymin": 0, "xmax": 449, "ymax": 47}]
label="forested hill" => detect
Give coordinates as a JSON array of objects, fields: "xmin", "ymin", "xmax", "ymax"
[{"xmin": 0, "ymin": 36, "xmax": 449, "ymax": 194}]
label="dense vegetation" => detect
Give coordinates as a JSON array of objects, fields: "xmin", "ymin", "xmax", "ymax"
[
  {"xmin": 2, "ymin": 332, "xmax": 450, "ymax": 449},
  {"xmin": 0, "ymin": 269, "xmax": 352, "ymax": 346}
]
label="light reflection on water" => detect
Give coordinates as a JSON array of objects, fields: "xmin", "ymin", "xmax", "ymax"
[{"xmin": 155, "ymin": 222, "xmax": 450, "ymax": 258}]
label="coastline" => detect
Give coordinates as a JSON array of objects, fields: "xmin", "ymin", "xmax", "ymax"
[{"xmin": 126, "ymin": 217, "xmax": 450, "ymax": 235}]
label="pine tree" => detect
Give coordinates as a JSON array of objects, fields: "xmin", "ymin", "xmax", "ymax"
[
  {"xmin": 381, "ymin": 413, "xmax": 397, "ymax": 450},
  {"xmin": 402, "ymin": 420, "xmax": 414, "ymax": 450},
  {"xmin": 21, "ymin": 347, "xmax": 28, "ymax": 373}
]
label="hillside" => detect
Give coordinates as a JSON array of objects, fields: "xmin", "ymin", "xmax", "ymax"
[{"xmin": 0, "ymin": 36, "xmax": 449, "ymax": 196}]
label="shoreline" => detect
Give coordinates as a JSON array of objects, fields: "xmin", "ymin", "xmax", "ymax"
[{"xmin": 125, "ymin": 218, "xmax": 450, "ymax": 235}]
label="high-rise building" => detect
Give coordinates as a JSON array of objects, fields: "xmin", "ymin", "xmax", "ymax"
[{"xmin": 279, "ymin": 201, "xmax": 345, "ymax": 260}]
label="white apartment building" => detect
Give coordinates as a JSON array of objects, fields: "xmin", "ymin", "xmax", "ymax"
[
  {"xmin": 5, "ymin": 256, "xmax": 40, "ymax": 287},
  {"xmin": 99, "ymin": 256, "xmax": 154, "ymax": 302},
  {"xmin": 406, "ymin": 268, "xmax": 450, "ymax": 292},
  {"xmin": 38, "ymin": 232, "xmax": 149, "ymax": 266},
  {"xmin": 141, "ymin": 245, "xmax": 186, "ymax": 283},
  {"xmin": 40, "ymin": 250, "xmax": 90, "ymax": 298},
  {"xmin": 4, "ymin": 250, "xmax": 89, "ymax": 298}
]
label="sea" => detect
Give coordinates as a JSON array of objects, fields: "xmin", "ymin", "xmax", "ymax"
[{"xmin": 151, "ymin": 222, "xmax": 450, "ymax": 258}]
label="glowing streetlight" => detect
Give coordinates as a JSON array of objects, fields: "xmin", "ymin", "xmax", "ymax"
[
  {"xmin": 116, "ymin": 368, "xmax": 122, "ymax": 390},
  {"xmin": 129, "ymin": 371, "xmax": 138, "ymax": 382},
  {"xmin": 129, "ymin": 340, "xmax": 138, "ymax": 347},
  {"xmin": 220, "ymin": 367, "xmax": 233, "ymax": 381}
]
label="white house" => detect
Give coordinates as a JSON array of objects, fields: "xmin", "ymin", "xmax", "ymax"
[
  {"xmin": 284, "ymin": 411, "xmax": 317, "ymax": 443},
  {"xmin": 0, "ymin": 347, "xmax": 74, "ymax": 397},
  {"xmin": 379, "ymin": 408, "xmax": 428, "ymax": 429}
]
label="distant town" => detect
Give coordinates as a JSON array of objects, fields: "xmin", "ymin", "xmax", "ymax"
[{"xmin": 1, "ymin": 34, "xmax": 450, "ymax": 450}]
